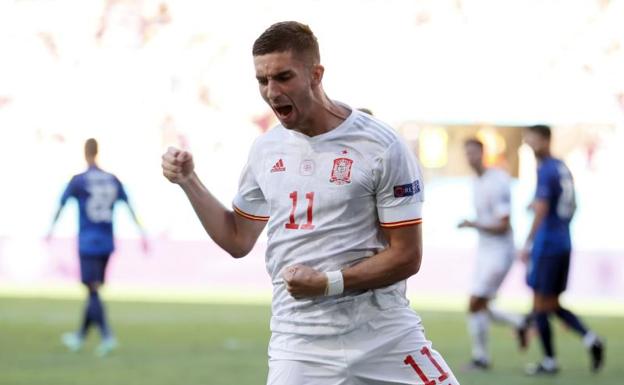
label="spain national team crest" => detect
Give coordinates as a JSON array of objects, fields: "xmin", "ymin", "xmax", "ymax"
[{"xmin": 329, "ymin": 157, "xmax": 353, "ymax": 185}]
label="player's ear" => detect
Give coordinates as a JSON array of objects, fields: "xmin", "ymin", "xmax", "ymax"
[{"xmin": 310, "ymin": 64, "xmax": 324, "ymax": 87}]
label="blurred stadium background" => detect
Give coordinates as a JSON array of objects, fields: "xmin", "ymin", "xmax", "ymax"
[{"xmin": 1, "ymin": 0, "xmax": 623, "ymax": 384}]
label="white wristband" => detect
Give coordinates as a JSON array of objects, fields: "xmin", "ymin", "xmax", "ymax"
[{"xmin": 324, "ymin": 271, "xmax": 344, "ymax": 296}]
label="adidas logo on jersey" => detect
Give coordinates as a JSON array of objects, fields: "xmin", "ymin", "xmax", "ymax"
[{"xmin": 271, "ymin": 159, "xmax": 286, "ymax": 173}]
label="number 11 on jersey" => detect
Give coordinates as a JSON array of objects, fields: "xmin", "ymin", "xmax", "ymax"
[{"xmin": 286, "ymin": 191, "xmax": 315, "ymax": 230}]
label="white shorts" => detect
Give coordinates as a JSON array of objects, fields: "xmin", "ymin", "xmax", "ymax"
[
  {"xmin": 267, "ymin": 307, "xmax": 459, "ymax": 385},
  {"xmin": 470, "ymin": 248, "xmax": 514, "ymax": 299}
]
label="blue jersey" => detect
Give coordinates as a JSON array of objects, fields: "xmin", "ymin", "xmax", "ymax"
[
  {"xmin": 60, "ymin": 166, "xmax": 128, "ymax": 258},
  {"xmin": 531, "ymin": 157, "xmax": 576, "ymax": 259}
]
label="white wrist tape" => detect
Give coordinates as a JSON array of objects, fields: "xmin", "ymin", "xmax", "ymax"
[{"xmin": 324, "ymin": 270, "xmax": 344, "ymax": 296}]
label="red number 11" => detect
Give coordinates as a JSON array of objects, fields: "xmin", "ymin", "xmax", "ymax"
[
  {"xmin": 285, "ymin": 191, "xmax": 315, "ymax": 230},
  {"xmin": 404, "ymin": 346, "xmax": 449, "ymax": 385}
]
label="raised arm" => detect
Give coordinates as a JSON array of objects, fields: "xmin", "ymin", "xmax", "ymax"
[{"xmin": 162, "ymin": 147, "xmax": 266, "ymax": 258}]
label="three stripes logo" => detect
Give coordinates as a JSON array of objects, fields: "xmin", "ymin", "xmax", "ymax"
[{"xmin": 271, "ymin": 159, "xmax": 286, "ymax": 173}]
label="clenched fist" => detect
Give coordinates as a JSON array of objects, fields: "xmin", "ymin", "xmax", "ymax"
[
  {"xmin": 282, "ymin": 264, "xmax": 328, "ymax": 299},
  {"xmin": 162, "ymin": 146, "xmax": 195, "ymax": 185}
]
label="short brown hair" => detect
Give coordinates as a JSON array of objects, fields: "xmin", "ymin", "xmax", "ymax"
[
  {"xmin": 464, "ymin": 138, "xmax": 483, "ymax": 151},
  {"xmin": 526, "ymin": 124, "xmax": 551, "ymax": 140},
  {"xmin": 252, "ymin": 21, "xmax": 320, "ymax": 64},
  {"xmin": 85, "ymin": 138, "xmax": 98, "ymax": 157}
]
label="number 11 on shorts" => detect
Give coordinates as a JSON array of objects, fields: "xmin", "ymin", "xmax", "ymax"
[{"xmin": 404, "ymin": 346, "xmax": 449, "ymax": 385}]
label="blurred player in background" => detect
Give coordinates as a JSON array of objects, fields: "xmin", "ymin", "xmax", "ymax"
[
  {"xmin": 458, "ymin": 138, "xmax": 527, "ymax": 370},
  {"xmin": 521, "ymin": 125, "xmax": 604, "ymax": 375},
  {"xmin": 47, "ymin": 138, "xmax": 148, "ymax": 356},
  {"xmin": 162, "ymin": 21, "xmax": 459, "ymax": 385}
]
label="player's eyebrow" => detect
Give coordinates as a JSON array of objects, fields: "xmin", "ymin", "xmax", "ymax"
[{"xmin": 256, "ymin": 70, "xmax": 294, "ymax": 82}]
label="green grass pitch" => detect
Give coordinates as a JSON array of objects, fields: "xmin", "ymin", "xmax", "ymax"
[{"xmin": 0, "ymin": 297, "xmax": 621, "ymax": 385}]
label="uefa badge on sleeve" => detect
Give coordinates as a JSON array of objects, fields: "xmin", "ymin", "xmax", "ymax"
[
  {"xmin": 329, "ymin": 158, "xmax": 353, "ymax": 185},
  {"xmin": 393, "ymin": 180, "xmax": 421, "ymax": 197}
]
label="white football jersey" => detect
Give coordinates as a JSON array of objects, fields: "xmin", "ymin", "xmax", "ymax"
[
  {"xmin": 233, "ymin": 106, "xmax": 424, "ymax": 335},
  {"xmin": 472, "ymin": 168, "xmax": 514, "ymax": 253}
]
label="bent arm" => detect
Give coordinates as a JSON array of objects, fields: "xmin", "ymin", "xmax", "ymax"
[
  {"xmin": 464, "ymin": 216, "xmax": 510, "ymax": 235},
  {"xmin": 481, "ymin": 216, "xmax": 511, "ymax": 234},
  {"xmin": 180, "ymin": 172, "xmax": 266, "ymax": 258},
  {"xmin": 342, "ymin": 224, "xmax": 422, "ymax": 291}
]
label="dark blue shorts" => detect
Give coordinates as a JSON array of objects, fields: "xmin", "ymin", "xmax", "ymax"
[
  {"xmin": 78, "ymin": 255, "xmax": 111, "ymax": 285},
  {"xmin": 527, "ymin": 252, "xmax": 570, "ymax": 295}
]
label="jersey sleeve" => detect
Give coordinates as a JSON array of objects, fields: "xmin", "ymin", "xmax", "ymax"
[
  {"xmin": 374, "ymin": 139, "xmax": 424, "ymax": 228},
  {"xmin": 60, "ymin": 176, "xmax": 78, "ymax": 205},
  {"xmin": 535, "ymin": 163, "xmax": 554, "ymax": 200},
  {"xmin": 116, "ymin": 177, "xmax": 129, "ymax": 202},
  {"xmin": 232, "ymin": 147, "xmax": 269, "ymax": 222},
  {"xmin": 493, "ymin": 172, "xmax": 512, "ymax": 219}
]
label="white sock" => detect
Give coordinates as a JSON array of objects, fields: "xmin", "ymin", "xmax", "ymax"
[
  {"xmin": 468, "ymin": 310, "xmax": 490, "ymax": 362},
  {"xmin": 487, "ymin": 305, "xmax": 523, "ymax": 328},
  {"xmin": 583, "ymin": 331, "xmax": 598, "ymax": 348},
  {"xmin": 542, "ymin": 356, "xmax": 558, "ymax": 369}
]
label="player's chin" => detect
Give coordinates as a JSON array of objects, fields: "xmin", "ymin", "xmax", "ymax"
[{"xmin": 279, "ymin": 116, "xmax": 301, "ymax": 130}]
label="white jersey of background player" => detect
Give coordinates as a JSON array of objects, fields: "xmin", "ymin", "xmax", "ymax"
[
  {"xmin": 458, "ymin": 138, "xmax": 526, "ymax": 370},
  {"xmin": 162, "ymin": 21, "xmax": 459, "ymax": 385}
]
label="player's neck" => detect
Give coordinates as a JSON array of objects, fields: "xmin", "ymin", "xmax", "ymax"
[
  {"xmin": 296, "ymin": 95, "xmax": 349, "ymax": 137},
  {"xmin": 86, "ymin": 157, "xmax": 98, "ymax": 167},
  {"xmin": 535, "ymin": 149, "xmax": 551, "ymax": 161}
]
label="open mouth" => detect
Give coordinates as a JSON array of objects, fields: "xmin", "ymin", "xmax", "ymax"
[{"xmin": 274, "ymin": 105, "xmax": 293, "ymax": 119}]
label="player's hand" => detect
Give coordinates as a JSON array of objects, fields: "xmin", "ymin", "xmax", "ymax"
[
  {"xmin": 162, "ymin": 146, "xmax": 195, "ymax": 185},
  {"xmin": 282, "ymin": 264, "xmax": 327, "ymax": 299}
]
